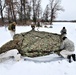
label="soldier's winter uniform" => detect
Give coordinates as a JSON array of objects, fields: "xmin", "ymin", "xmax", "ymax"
[
  {"xmin": 60, "ymin": 37, "xmax": 75, "ymax": 63},
  {"xmin": 8, "ymin": 22, "xmax": 16, "ymax": 38}
]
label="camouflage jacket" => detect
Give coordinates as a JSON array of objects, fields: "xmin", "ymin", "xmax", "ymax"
[
  {"xmin": 60, "ymin": 28, "xmax": 67, "ymax": 35},
  {"xmin": 60, "ymin": 38, "xmax": 75, "ymax": 52}
]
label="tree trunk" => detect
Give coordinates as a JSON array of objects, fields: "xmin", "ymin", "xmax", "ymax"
[{"xmin": 0, "ymin": 0, "xmax": 4, "ymax": 25}]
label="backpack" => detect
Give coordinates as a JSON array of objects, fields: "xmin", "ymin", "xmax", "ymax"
[
  {"xmin": 8, "ymin": 24, "xmax": 12, "ymax": 30},
  {"xmin": 11, "ymin": 24, "xmax": 15, "ymax": 30}
]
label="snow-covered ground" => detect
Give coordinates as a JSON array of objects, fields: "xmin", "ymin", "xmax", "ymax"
[{"xmin": 0, "ymin": 22, "xmax": 76, "ymax": 75}]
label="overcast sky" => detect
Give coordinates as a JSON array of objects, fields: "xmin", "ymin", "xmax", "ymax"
[{"xmin": 41, "ymin": 0, "xmax": 76, "ymax": 20}]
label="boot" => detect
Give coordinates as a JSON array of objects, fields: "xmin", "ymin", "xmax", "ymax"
[
  {"xmin": 67, "ymin": 55, "xmax": 71, "ymax": 63},
  {"xmin": 72, "ymin": 54, "xmax": 76, "ymax": 61}
]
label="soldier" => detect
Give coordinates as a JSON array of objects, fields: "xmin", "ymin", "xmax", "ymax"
[
  {"xmin": 8, "ymin": 21, "xmax": 16, "ymax": 38},
  {"xmin": 60, "ymin": 36, "xmax": 75, "ymax": 63},
  {"xmin": 60, "ymin": 27, "xmax": 67, "ymax": 36},
  {"xmin": 31, "ymin": 22, "xmax": 35, "ymax": 31},
  {"xmin": 60, "ymin": 27, "xmax": 67, "ymax": 41}
]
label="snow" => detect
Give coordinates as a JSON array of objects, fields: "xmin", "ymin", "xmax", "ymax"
[{"xmin": 0, "ymin": 22, "xmax": 76, "ymax": 75}]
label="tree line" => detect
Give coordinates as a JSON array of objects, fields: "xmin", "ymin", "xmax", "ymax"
[{"xmin": 0, "ymin": 0, "xmax": 63, "ymax": 25}]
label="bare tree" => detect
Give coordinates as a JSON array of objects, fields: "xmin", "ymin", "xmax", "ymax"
[
  {"xmin": 43, "ymin": 4, "xmax": 49, "ymax": 22},
  {"xmin": 22, "ymin": 0, "xmax": 28, "ymax": 21},
  {"xmin": 19, "ymin": 0, "xmax": 22, "ymax": 21},
  {"xmin": 49, "ymin": 0, "xmax": 64, "ymax": 25},
  {"xmin": 26, "ymin": 1, "xmax": 31, "ymax": 20},
  {"xmin": 31, "ymin": 0, "xmax": 37, "ymax": 24},
  {"xmin": 0, "ymin": 0, "xmax": 6, "ymax": 25},
  {"xmin": 36, "ymin": 0, "xmax": 42, "ymax": 20},
  {"xmin": 5, "ymin": 0, "xmax": 18, "ymax": 23},
  {"xmin": 31, "ymin": 0, "xmax": 42, "ymax": 24},
  {"xmin": 17, "ymin": 0, "xmax": 30, "ymax": 23}
]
